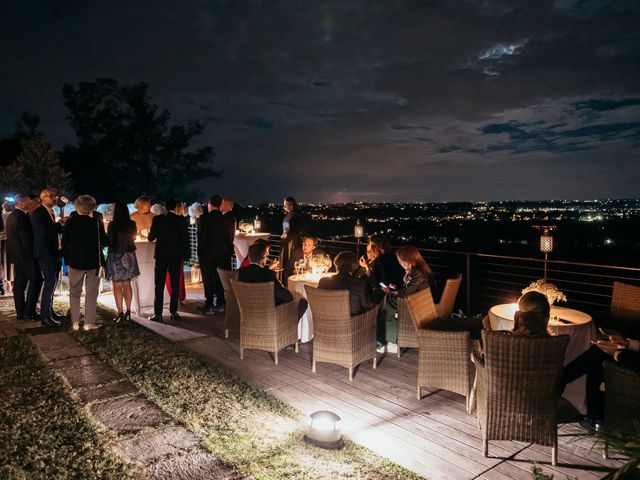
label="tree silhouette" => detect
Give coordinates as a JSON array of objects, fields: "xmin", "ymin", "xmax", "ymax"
[
  {"xmin": 61, "ymin": 78, "xmax": 221, "ymax": 202},
  {"xmin": 1, "ymin": 137, "xmax": 72, "ymax": 195}
]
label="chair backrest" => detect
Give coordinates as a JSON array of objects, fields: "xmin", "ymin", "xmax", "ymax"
[
  {"xmin": 406, "ymin": 288, "xmax": 438, "ymax": 329},
  {"xmin": 481, "ymin": 330, "xmax": 569, "ymax": 412},
  {"xmin": 230, "ymin": 280, "xmax": 276, "ymax": 321},
  {"xmin": 304, "ymin": 286, "xmax": 352, "ymax": 337},
  {"xmin": 610, "ymin": 281, "xmax": 640, "ymax": 321},
  {"xmin": 217, "ymin": 268, "xmax": 238, "ymax": 302},
  {"xmin": 603, "ymin": 360, "xmax": 640, "ymax": 437},
  {"xmin": 436, "ymin": 274, "xmax": 462, "ymax": 317}
]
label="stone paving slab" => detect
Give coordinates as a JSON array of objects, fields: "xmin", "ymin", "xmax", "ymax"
[
  {"xmin": 59, "ymin": 363, "xmax": 123, "ymax": 389},
  {"xmin": 144, "ymin": 450, "xmax": 243, "ymax": 480},
  {"xmin": 117, "ymin": 426, "xmax": 201, "ymax": 464},
  {"xmin": 40, "ymin": 344, "xmax": 93, "ymax": 361},
  {"xmin": 54, "ymin": 354, "xmax": 103, "ymax": 370},
  {"xmin": 78, "ymin": 379, "xmax": 139, "ymax": 404},
  {"xmin": 30, "ymin": 331, "xmax": 79, "ymax": 351},
  {"xmin": 90, "ymin": 395, "xmax": 172, "ymax": 432}
]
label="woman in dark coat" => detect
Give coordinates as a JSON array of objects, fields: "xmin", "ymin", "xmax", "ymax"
[
  {"xmin": 378, "ymin": 246, "xmax": 438, "ymax": 345},
  {"xmin": 106, "ymin": 202, "xmax": 140, "ymax": 322},
  {"xmin": 280, "ymin": 196, "xmax": 304, "ymax": 278}
]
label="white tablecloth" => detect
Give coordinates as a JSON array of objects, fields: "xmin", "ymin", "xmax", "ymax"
[
  {"xmin": 233, "ymin": 233, "xmax": 271, "ymax": 263},
  {"xmin": 131, "ymin": 241, "xmax": 168, "ymax": 316},
  {"xmin": 489, "ymin": 303, "xmax": 595, "ymax": 413},
  {"xmin": 287, "ymin": 272, "xmax": 335, "ymax": 343}
]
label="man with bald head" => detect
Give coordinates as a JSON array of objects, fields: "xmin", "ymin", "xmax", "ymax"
[
  {"xmin": 6, "ymin": 194, "xmax": 42, "ymax": 320},
  {"xmin": 31, "ymin": 187, "xmax": 64, "ymax": 326}
]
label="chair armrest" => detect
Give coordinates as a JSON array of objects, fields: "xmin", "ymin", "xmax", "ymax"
[
  {"xmin": 471, "ymin": 340, "xmax": 484, "ymax": 366},
  {"xmin": 351, "ymin": 306, "xmax": 379, "ymax": 332},
  {"xmin": 275, "ymin": 298, "xmax": 299, "ymax": 324}
]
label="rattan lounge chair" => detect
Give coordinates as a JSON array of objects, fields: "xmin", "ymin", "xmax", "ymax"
[
  {"xmin": 397, "ymin": 274, "xmax": 462, "ymax": 357},
  {"xmin": 217, "ymin": 268, "xmax": 240, "ymax": 338},
  {"xmin": 304, "ymin": 286, "xmax": 379, "ymax": 381},
  {"xmin": 402, "ymin": 288, "xmax": 474, "ymax": 410},
  {"xmin": 603, "ymin": 361, "xmax": 640, "ymax": 458},
  {"xmin": 610, "ymin": 281, "xmax": 640, "ymax": 321},
  {"xmin": 474, "ymin": 330, "xmax": 569, "ymax": 466},
  {"xmin": 230, "ymin": 279, "xmax": 299, "ymax": 364}
]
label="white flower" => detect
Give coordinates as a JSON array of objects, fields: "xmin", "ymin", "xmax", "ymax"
[{"xmin": 522, "ymin": 279, "xmax": 567, "ymax": 305}]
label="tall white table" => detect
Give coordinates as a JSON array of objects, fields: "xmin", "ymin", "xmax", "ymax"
[
  {"xmin": 287, "ymin": 272, "xmax": 335, "ymax": 343},
  {"xmin": 233, "ymin": 232, "xmax": 271, "ymax": 264},
  {"xmin": 489, "ymin": 303, "xmax": 595, "ymax": 413},
  {"xmin": 131, "ymin": 241, "xmax": 168, "ymax": 316}
]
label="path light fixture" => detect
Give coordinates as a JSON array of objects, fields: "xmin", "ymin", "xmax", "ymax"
[
  {"xmin": 354, "ymin": 220, "xmax": 364, "ymax": 257},
  {"xmin": 304, "ymin": 410, "xmax": 344, "ymax": 450},
  {"xmin": 540, "ymin": 228, "xmax": 553, "ymax": 280}
]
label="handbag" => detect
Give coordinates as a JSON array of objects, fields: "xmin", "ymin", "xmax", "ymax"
[{"xmin": 97, "ymin": 218, "xmax": 105, "ymax": 278}]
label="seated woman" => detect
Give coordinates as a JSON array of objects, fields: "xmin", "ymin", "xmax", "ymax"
[
  {"xmin": 318, "ymin": 251, "xmax": 373, "ymax": 316},
  {"xmin": 377, "ymin": 246, "xmax": 436, "ymax": 347},
  {"xmin": 511, "ymin": 290, "xmax": 551, "ymax": 336},
  {"xmin": 358, "ymin": 234, "xmax": 405, "ymax": 304}
]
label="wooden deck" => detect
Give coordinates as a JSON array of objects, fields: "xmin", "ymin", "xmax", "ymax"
[{"xmin": 118, "ymin": 290, "xmax": 625, "ymax": 480}]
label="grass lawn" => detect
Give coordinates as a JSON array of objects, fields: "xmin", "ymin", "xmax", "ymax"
[
  {"xmin": 0, "ymin": 335, "xmax": 139, "ymax": 480},
  {"xmin": 76, "ymin": 310, "xmax": 424, "ymax": 480}
]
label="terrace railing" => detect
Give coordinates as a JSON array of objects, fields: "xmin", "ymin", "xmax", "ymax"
[{"xmin": 265, "ymin": 235, "xmax": 640, "ymax": 317}]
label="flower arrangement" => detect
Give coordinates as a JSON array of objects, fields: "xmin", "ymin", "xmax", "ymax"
[
  {"xmin": 308, "ymin": 254, "xmax": 332, "ymax": 275},
  {"xmin": 522, "ymin": 279, "xmax": 567, "ymax": 306},
  {"xmin": 188, "ymin": 202, "xmax": 203, "ymax": 219}
]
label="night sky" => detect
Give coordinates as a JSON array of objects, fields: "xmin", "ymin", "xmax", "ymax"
[{"xmin": 2, "ymin": 1, "xmax": 639, "ymax": 203}]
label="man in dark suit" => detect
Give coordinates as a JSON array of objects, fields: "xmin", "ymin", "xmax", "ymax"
[
  {"xmin": 237, "ymin": 241, "xmax": 307, "ymax": 319},
  {"xmin": 284, "ymin": 236, "xmax": 325, "ymax": 283},
  {"xmin": 148, "ymin": 198, "xmax": 190, "ymax": 322},
  {"xmin": 198, "ymin": 195, "xmax": 234, "ymax": 314},
  {"xmin": 6, "ymin": 194, "xmax": 42, "ymax": 320},
  {"xmin": 318, "ymin": 251, "xmax": 373, "ymax": 316},
  {"xmin": 31, "ymin": 188, "xmax": 63, "ymax": 326}
]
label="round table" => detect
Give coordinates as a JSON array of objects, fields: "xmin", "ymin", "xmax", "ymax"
[
  {"xmin": 233, "ymin": 232, "xmax": 271, "ymax": 264},
  {"xmin": 489, "ymin": 303, "xmax": 595, "ymax": 413},
  {"xmin": 288, "ymin": 272, "xmax": 335, "ymax": 343}
]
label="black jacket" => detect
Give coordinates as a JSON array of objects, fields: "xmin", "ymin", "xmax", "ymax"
[
  {"xmin": 237, "ymin": 263, "xmax": 293, "ymax": 306},
  {"xmin": 6, "ymin": 209, "xmax": 34, "ymax": 265},
  {"xmin": 31, "ymin": 204, "xmax": 62, "ymax": 260},
  {"xmin": 148, "ymin": 212, "xmax": 190, "ymax": 262},
  {"xmin": 62, "ymin": 214, "xmax": 108, "ymax": 270},
  {"xmin": 366, "ymin": 253, "xmax": 405, "ymax": 302},
  {"xmin": 198, "ymin": 210, "xmax": 233, "ymax": 261},
  {"xmin": 318, "ymin": 271, "xmax": 373, "ymax": 316}
]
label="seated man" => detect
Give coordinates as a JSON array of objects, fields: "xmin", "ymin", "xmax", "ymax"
[
  {"xmin": 318, "ymin": 251, "xmax": 373, "ymax": 316},
  {"xmin": 284, "ymin": 236, "xmax": 325, "ymax": 281},
  {"xmin": 562, "ymin": 333, "xmax": 640, "ymax": 430},
  {"xmin": 238, "ymin": 241, "xmax": 307, "ymax": 318}
]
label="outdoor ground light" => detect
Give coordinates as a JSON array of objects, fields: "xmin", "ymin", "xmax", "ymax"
[
  {"xmin": 304, "ymin": 410, "xmax": 344, "ymax": 450},
  {"xmin": 254, "ymin": 215, "xmax": 262, "ymax": 232}
]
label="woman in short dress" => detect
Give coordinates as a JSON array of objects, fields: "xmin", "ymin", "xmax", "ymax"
[{"xmin": 106, "ymin": 201, "xmax": 140, "ymax": 322}]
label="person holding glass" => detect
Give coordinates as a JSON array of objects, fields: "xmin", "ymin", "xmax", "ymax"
[{"xmin": 106, "ymin": 202, "xmax": 140, "ymax": 323}]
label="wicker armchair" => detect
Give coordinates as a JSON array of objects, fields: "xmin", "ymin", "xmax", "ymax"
[
  {"xmin": 610, "ymin": 281, "xmax": 640, "ymax": 321},
  {"xmin": 304, "ymin": 286, "xmax": 379, "ymax": 381},
  {"xmin": 603, "ymin": 361, "xmax": 640, "ymax": 458},
  {"xmin": 401, "ymin": 288, "xmax": 474, "ymax": 410},
  {"xmin": 397, "ymin": 274, "xmax": 462, "ymax": 357},
  {"xmin": 217, "ymin": 268, "xmax": 240, "ymax": 339},
  {"xmin": 475, "ymin": 330, "xmax": 569, "ymax": 466},
  {"xmin": 230, "ymin": 279, "xmax": 299, "ymax": 364}
]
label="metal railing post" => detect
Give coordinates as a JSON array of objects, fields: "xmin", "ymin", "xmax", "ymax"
[{"xmin": 466, "ymin": 253, "xmax": 471, "ymax": 315}]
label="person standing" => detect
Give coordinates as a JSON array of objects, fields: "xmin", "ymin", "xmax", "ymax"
[
  {"xmin": 5, "ymin": 195, "xmax": 42, "ymax": 320},
  {"xmin": 130, "ymin": 196, "xmax": 153, "ymax": 237},
  {"xmin": 106, "ymin": 202, "xmax": 140, "ymax": 323},
  {"xmin": 148, "ymin": 199, "xmax": 190, "ymax": 322},
  {"xmin": 62, "ymin": 195, "xmax": 108, "ymax": 331},
  {"xmin": 197, "ymin": 195, "xmax": 232, "ymax": 314},
  {"xmin": 280, "ymin": 197, "xmax": 304, "ymax": 280},
  {"xmin": 31, "ymin": 188, "xmax": 63, "ymax": 326}
]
